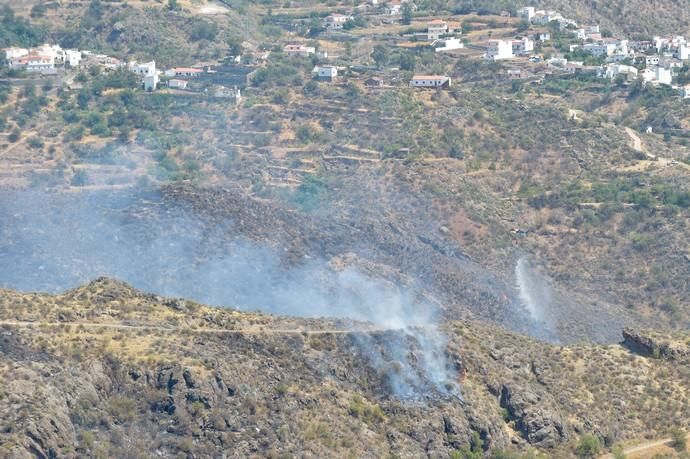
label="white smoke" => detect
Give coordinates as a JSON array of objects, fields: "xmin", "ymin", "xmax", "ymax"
[
  {"xmin": 0, "ymin": 189, "xmax": 459, "ymax": 398},
  {"xmin": 515, "ymin": 256, "xmax": 556, "ymax": 335}
]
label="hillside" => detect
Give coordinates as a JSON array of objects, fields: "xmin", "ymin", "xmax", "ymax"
[
  {"xmin": 0, "ymin": 278, "xmax": 688, "ymax": 458},
  {"xmin": 453, "ymin": 0, "xmax": 690, "ymax": 36},
  {"xmin": 1, "ymin": 1, "xmax": 690, "ymax": 456}
]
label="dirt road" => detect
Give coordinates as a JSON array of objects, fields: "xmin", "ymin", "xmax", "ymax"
[
  {"xmin": 600, "ymin": 434, "xmax": 690, "ymax": 458},
  {"xmin": 0, "ymin": 320, "xmax": 393, "ymax": 335},
  {"xmin": 623, "ymin": 126, "xmax": 690, "ymax": 172}
]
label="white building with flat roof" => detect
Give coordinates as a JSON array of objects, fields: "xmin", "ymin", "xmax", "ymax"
[
  {"xmin": 486, "ymin": 40, "xmax": 513, "ymax": 60},
  {"xmin": 312, "ymin": 65, "xmax": 338, "ymax": 81}
]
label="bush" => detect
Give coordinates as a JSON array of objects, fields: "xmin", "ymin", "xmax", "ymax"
[
  {"xmin": 8, "ymin": 128, "xmax": 20, "ymax": 142},
  {"xmin": 27, "ymin": 136, "xmax": 43, "ymax": 149},
  {"xmin": 575, "ymin": 434, "xmax": 601, "ymax": 458},
  {"xmin": 670, "ymin": 428, "xmax": 687, "ymax": 452}
]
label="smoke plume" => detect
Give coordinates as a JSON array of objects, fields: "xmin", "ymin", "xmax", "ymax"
[{"xmin": 0, "ymin": 188, "xmax": 458, "ymax": 398}]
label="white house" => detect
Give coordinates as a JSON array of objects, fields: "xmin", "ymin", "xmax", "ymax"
[
  {"xmin": 409, "ymin": 75, "xmax": 451, "ymax": 88},
  {"xmin": 574, "ymin": 29, "xmax": 587, "ymax": 40},
  {"xmin": 676, "ymin": 44, "xmax": 690, "ymax": 60},
  {"xmin": 283, "ymin": 44, "xmax": 315, "ymax": 57},
  {"xmin": 427, "ymin": 20, "xmax": 448, "ymax": 40},
  {"xmin": 531, "ymin": 11, "xmax": 562, "ymax": 26},
  {"xmin": 65, "ymin": 50, "xmax": 82, "ymax": 68},
  {"xmin": 385, "ymin": 1, "xmax": 401, "ymax": 15},
  {"xmin": 130, "ymin": 60, "xmax": 156, "ymax": 77},
  {"xmin": 518, "ymin": 7, "xmax": 535, "ymax": 21},
  {"xmin": 599, "ymin": 63, "xmax": 638, "ymax": 81},
  {"xmin": 583, "ymin": 42, "xmax": 616, "ymax": 57},
  {"xmin": 3, "ymin": 47, "xmax": 28, "ymax": 61},
  {"xmin": 432, "ymin": 37, "xmax": 464, "ymax": 52},
  {"xmin": 656, "ymin": 67, "xmax": 672, "ymax": 85},
  {"xmin": 10, "ymin": 53, "xmax": 55, "ymax": 73},
  {"xmin": 312, "ymin": 65, "xmax": 338, "ymax": 81},
  {"xmin": 537, "ymin": 32, "xmax": 551, "ymax": 42},
  {"xmin": 323, "ymin": 14, "xmax": 351, "ymax": 30},
  {"xmin": 512, "ymin": 37, "xmax": 534, "ymax": 56},
  {"xmin": 485, "ymin": 40, "xmax": 513, "ymax": 60}
]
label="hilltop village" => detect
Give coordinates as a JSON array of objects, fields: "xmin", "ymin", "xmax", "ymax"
[{"xmin": 3, "ymin": 3, "xmax": 690, "ymax": 98}]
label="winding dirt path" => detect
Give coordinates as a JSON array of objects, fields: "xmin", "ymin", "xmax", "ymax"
[
  {"xmin": 0, "ymin": 320, "xmax": 392, "ymax": 335},
  {"xmin": 623, "ymin": 126, "xmax": 690, "ymax": 172},
  {"xmin": 600, "ymin": 434, "xmax": 689, "ymax": 458}
]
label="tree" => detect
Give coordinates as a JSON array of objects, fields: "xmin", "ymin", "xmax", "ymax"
[
  {"xmin": 227, "ymin": 37, "xmax": 243, "ymax": 57},
  {"xmin": 670, "ymin": 428, "xmax": 687, "ymax": 452},
  {"xmin": 575, "ymin": 435, "xmax": 601, "ymax": 458},
  {"xmin": 401, "ymin": 3, "xmax": 412, "ymax": 25},
  {"xmin": 87, "ymin": 0, "xmax": 104, "ymax": 20},
  {"xmin": 372, "ymin": 44, "xmax": 389, "ymax": 68},
  {"xmin": 190, "ymin": 20, "xmax": 218, "ymax": 41},
  {"xmin": 399, "ymin": 52, "xmax": 416, "ymax": 71},
  {"xmin": 167, "ymin": 0, "xmax": 180, "ymax": 10}
]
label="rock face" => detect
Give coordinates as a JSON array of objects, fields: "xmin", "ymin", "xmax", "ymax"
[
  {"xmin": 499, "ymin": 384, "xmax": 568, "ymax": 447},
  {"xmin": 622, "ymin": 328, "xmax": 690, "ymax": 361}
]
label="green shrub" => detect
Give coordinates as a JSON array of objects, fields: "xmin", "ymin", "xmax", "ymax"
[
  {"xmin": 575, "ymin": 434, "xmax": 601, "ymax": 458},
  {"xmin": 670, "ymin": 427, "xmax": 687, "ymax": 452}
]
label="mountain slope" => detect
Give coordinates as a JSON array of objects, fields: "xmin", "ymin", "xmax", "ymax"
[{"xmin": 0, "ymin": 279, "xmax": 687, "ymax": 458}]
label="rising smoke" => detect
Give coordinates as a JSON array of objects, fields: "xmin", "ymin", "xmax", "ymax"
[
  {"xmin": 0, "ymin": 188, "xmax": 459, "ymax": 398},
  {"xmin": 514, "ymin": 256, "xmax": 557, "ymax": 340}
]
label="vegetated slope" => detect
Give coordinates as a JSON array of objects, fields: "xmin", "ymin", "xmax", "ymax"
[
  {"xmin": 0, "ymin": 278, "xmax": 688, "ymax": 458},
  {"xmin": 4, "ymin": 1, "xmax": 259, "ymax": 67},
  {"xmin": 453, "ymin": 0, "xmax": 690, "ymax": 36}
]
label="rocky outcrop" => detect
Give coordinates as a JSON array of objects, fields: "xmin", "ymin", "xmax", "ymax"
[
  {"xmin": 499, "ymin": 384, "xmax": 568, "ymax": 447},
  {"xmin": 622, "ymin": 328, "xmax": 689, "ymax": 361}
]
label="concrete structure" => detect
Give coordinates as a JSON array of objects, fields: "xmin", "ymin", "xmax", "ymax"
[
  {"xmin": 168, "ymin": 79, "xmax": 188, "ymax": 90},
  {"xmin": 165, "ymin": 67, "xmax": 203, "ymax": 78},
  {"xmin": 680, "ymin": 85, "xmax": 690, "ymax": 98},
  {"xmin": 537, "ymin": 32, "xmax": 551, "ymax": 42},
  {"xmin": 485, "ymin": 40, "xmax": 513, "ymax": 60},
  {"xmin": 676, "ymin": 44, "xmax": 690, "ymax": 60},
  {"xmin": 432, "ymin": 37, "xmax": 464, "ymax": 52},
  {"xmin": 283, "ymin": 44, "xmax": 315, "ymax": 57},
  {"xmin": 144, "ymin": 74, "xmax": 158, "ymax": 91},
  {"xmin": 409, "ymin": 75, "xmax": 451, "ymax": 88},
  {"xmin": 312, "ymin": 65, "xmax": 338, "ymax": 81}
]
